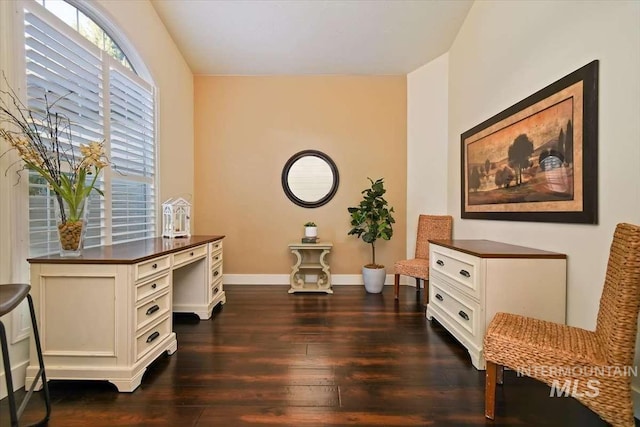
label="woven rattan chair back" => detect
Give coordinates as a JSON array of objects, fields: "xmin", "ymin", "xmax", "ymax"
[
  {"xmin": 414, "ymin": 215, "xmax": 453, "ymax": 260},
  {"xmin": 594, "ymin": 222, "xmax": 640, "ymax": 366}
]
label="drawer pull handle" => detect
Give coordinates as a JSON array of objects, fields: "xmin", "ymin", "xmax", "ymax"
[
  {"xmin": 214, "ymin": 287, "xmax": 219, "ymax": 294},
  {"xmin": 435, "ymin": 293, "xmax": 443, "ymax": 301},
  {"xmin": 151, "ymin": 283, "xmax": 157, "ymax": 289},
  {"xmin": 214, "ymin": 256, "xmax": 219, "ymax": 261},
  {"xmin": 152, "ymin": 263, "xmax": 158, "ymax": 269},
  {"xmin": 213, "ymin": 270, "xmax": 219, "ymax": 277},
  {"xmin": 146, "ymin": 304, "xmax": 160, "ymax": 316},
  {"xmin": 458, "ymin": 310, "xmax": 470, "ymax": 321},
  {"xmin": 190, "ymin": 251, "xmax": 194, "ymax": 256},
  {"xmin": 436, "ymin": 260, "xmax": 444, "ymax": 266},
  {"xmin": 459, "ymin": 269, "xmax": 470, "ymax": 278},
  {"xmin": 146, "ymin": 331, "xmax": 160, "ymax": 343}
]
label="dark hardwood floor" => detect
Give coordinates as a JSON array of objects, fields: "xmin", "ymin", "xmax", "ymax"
[{"xmin": 1, "ymin": 285, "xmax": 623, "ymax": 426}]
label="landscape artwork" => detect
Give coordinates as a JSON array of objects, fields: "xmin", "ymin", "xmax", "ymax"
[{"xmin": 461, "ymin": 60, "xmax": 598, "ymax": 224}]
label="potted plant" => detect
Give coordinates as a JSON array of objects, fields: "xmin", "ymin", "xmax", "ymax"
[
  {"xmin": 347, "ymin": 178, "xmax": 395, "ymax": 293},
  {"xmin": 304, "ymin": 222, "xmax": 318, "ymax": 238}
]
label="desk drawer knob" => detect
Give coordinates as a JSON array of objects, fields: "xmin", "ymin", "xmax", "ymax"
[
  {"xmin": 459, "ymin": 269, "xmax": 470, "ymax": 278},
  {"xmin": 146, "ymin": 331, "xmax": 160, "ymax": 343},
  {"xmin": 214, "ymin": 256, "xmax": 219, "ymax": 261},
  {"xmin": 151, "ymin": 283, "xmax": 157, "ymax": 289},
  {"xmin": 190, "ymin": 252, "xmax": 194, "ymax": 256},
  {"xmin": 146, "ymin": 304, "xmax": 160, "ymax": 316},
  {"xmin": 458, "ymin": 310, "xmax": 470, "ymax": 321},
  {"xmin": 436, "ymin": 260, "xmax": 444, "ymax": 266},
  {"xmin": 152, "ymin": 263, "xmax": 158, "ymax": 269},
  {"xmin": 435, "ymin": 293, "xmax": 443, "ymax": 301},
  {"xmin": 214, "ymin": 287, "xmax": 219, "ymax": 294},
  {"xmin": 213, "ymin": 270, "xmax": 219, "ymax": 277}
]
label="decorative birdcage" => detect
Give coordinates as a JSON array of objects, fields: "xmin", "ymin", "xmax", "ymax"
[{"xmin": 162, "ymin": 197, "xmax": 191, "ymax": 238}]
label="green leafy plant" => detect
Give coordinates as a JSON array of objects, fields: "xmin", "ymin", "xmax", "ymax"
[
  {"xmin": 347, "ymin": 177, "xmax": 395, "ymax": 268},
  {"xmin": 304, "ymin": 222, "xmax": 317, "ymax": 227}
]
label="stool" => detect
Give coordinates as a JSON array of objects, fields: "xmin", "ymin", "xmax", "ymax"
[{"xmin": 1, "ymin": 284, "xmax": 51, "ymax": 426}]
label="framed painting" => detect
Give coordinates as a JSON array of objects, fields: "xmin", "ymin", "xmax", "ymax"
[{"xmin": 460, "ymin": 60, "xmax": 598, "ymax": 223}]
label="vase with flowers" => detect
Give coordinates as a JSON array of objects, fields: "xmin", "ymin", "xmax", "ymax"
[{"xmin": 1, "ymin": 85, "xmax": 108, "ymax": 256}]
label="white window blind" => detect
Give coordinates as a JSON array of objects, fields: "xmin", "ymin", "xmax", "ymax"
[
  {"xmin": 110, "ymin": 68, "xmax": 155, "ymax": 243},
  {"xmin": 24, "ymin": 3, "xmax": 156, "ymax": 256}
]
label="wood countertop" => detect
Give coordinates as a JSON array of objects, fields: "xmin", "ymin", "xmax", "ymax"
[
  {"xmin": 428, "ymin": 239, "xmax": 566, "ymax": 259},
  {"xmin": 27, "ymin": 235, "xmax": 225, "ymax": 264}
]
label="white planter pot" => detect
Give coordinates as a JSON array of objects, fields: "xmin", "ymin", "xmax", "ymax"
[
  {"xmin": 362, "ymin": 266, "xmax": 386, "ymax": 293},
  {"xmin": 305, "ymin": 226, "xmax": 318, "ymax": 237}
]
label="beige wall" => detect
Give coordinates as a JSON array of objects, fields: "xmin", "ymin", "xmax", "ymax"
[
  {"xmin": 194, "ymin": 76, "xmax": 406, "ymax": 275},
  {"xmin": 406, "ymin": 52, "xmax": 449, "ymax": 260},
  {"xmin": 96, "ymin": 0, "xmax": 195, "ymax": 218},
  {"xmin": 443, "ymin": 0, "xmax": 640, "ymax": 412}
]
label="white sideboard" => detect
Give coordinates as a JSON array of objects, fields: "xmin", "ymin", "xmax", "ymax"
[
  {"xmin": 25, "ymin": 235, "xmax": 225, "ymax": 392},
  {"xmin": 426, "ymin": 239, "xmax": 566, "ymax": 370}
]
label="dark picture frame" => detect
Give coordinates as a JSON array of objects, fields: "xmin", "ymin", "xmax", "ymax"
[{"xmin": 461, "ymin": 60, "xmax": 598, "ymax": 224}]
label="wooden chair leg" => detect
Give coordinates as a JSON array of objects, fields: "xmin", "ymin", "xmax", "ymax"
[
  {"xmin": 394, "ymin": 274, "xmax": 400, "ymax": 299},
  {"xmin": 415, "ymin": 277, "xmax": 420, "ymax": 292},
  {"xmin": 497, "ymin": 364, "xmax": 504, "ymax": 385},
  {"xmin": 485, "ymin": 361, "xmax": 497, "ymax": 420}
]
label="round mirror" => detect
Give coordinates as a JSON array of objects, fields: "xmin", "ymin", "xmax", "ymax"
[{"xmin": 282, "ymin": 150, "xmax": 339, "ymax": 208}]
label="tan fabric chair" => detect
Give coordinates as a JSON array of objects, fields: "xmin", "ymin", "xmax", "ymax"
[
  {"xmin": 484, "ymin": 223, "xmax": 640, "ymax": 427},
  {"xmin": 393, "ymin": 215, "xmax": 453, "ymax": 300}
]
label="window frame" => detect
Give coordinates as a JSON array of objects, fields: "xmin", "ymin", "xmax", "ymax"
[{"xmin": 18, "ymin": 0, "xmax": 160, "ymax": 255}]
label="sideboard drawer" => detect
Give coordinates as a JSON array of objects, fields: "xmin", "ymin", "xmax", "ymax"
[
  {"xmin": 173, "ymin": 245, "xmax": 207, "ymax": 268},
  {"xmin": 136, "ymin": 290, "xmax": 170, "ymax": 331},
  {"xmin": 431, "ymin": 247, "xmax": 479, "ymax": 298},
  {"xmin": 135, "ymin": 273, "xmax": 170, "ymax": 303},
  {"xmin": 136, "ymin": 315, "xmax": 171, "ymax": 361},
  {"xmin": 135, "ymin": 255, "xmax": 170, "ymax": 282},
  {"xmin": 431, "ymin": 282, "xmax": 479, "ymax": 338}
]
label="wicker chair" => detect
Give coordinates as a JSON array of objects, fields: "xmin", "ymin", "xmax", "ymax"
[
  {"xmin": 393, "ymin": 215, "xmax": 453, "ymax": 300},
  {"xmin": 484, "ymin": 223, "xmax": 640, "ymax": 427}
]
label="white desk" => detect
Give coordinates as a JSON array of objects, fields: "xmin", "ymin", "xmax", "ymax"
[
  {"xmin": 25, "ymin": 235, "xmax": 225, "ymax": 392},
  {"xmin": 288, "ymin": 242, "xmax": 333, "ymax": 294}
]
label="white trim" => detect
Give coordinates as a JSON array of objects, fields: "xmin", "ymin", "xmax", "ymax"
[
  {"xmin": 0, "ymin": 358, "xmax": 28, "ymax": 399},
  {"xmin": 10, "ymin": 299, "xmax": 31, "ymax": 344},
  {"xmin": 223, "ymin": 274, "xmax": 396, "ymax": 286},
  {"xmin": 633, "ymin": 384, "xmax": 640, "ymax": 419}
]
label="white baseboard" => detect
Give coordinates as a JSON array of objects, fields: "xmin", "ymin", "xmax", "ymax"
[
  {"xmin": 0, "ymin": 358, "xmax": 28, "ymax": 399},
  {"xmin": 633, "ymin": 384, "xmax": 640, "ymax": 419},
  {"xmin": 223, "ymin": 274, "xmax": 397, "ymax": 286}
]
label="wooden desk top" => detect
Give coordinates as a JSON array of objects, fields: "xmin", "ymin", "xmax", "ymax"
[
  {"xmin": 27, "ymin": 235, "xmax": 225, "ymax": 265},
  {"xmin": 428, "ymin": 239, "xmax": 566, "ymax": 259}
]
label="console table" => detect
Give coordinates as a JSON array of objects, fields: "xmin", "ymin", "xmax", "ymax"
[
  {"xmin": 25, "ymin": 235, "xmax": 225, "ymax": 392},
  {"xmin": 288, "ymin": 242, "xmax": 333, "ymax": 294},
  {"xmin": 426, "ymin": 239, "xmax": 566, "ymax": 370}
]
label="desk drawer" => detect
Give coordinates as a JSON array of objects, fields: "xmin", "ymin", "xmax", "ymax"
[
  {"xmin": 431, "ymin": 246, "xmax": 479, "ymax": 298},
  {"xmin": 135, "ymin": 255, "xmax": 170, "ymax": 282},
  {"xmin": 430, "ymin": 282, "xmax": 479, "ymax": 338},
  {"xmin": 135, "ymin": 273, "xmax": 170, "ymax": 303},
  {"xmin": 210, "ymin": 248, "xmax": 223, "ymax": 265},
  {"xmin": 173, "ymin": 245, "xmax": 207, "ymax": 268},
  {"xmin": 136, "ymin": 290, "xmax": 170, "ymax": 331},
  {"xmin": 136, "ymin": 315, "xmax": 171, "ymax": 361},
  {"xmin": 209, "ymin": 240, "xmax": 223, "ymax": 253},
  {"xmin": 211, "ymin": 261, "xmax": 223, "ymax": 283},
  {"xmin": 210, "ymin": 277, "xmax": 223, "ymax": 300}
]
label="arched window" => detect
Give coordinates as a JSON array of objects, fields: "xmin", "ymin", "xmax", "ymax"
[{"xmin": 24, "ymin": 0, "xmax": 156, "ymax": 255}]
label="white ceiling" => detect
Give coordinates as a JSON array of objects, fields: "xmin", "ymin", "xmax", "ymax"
[{"xmin": 150, "ymin": 0, "xmax": 473, "ymax": 75}]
